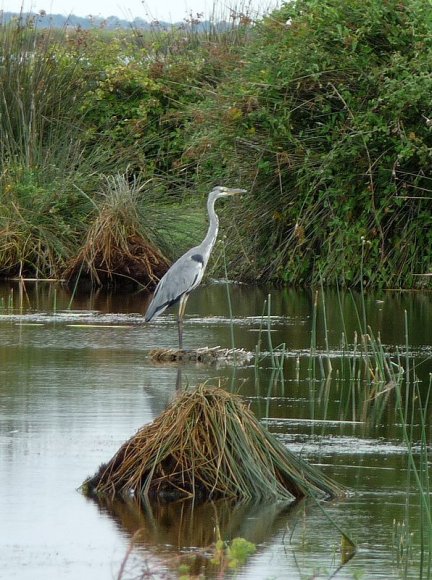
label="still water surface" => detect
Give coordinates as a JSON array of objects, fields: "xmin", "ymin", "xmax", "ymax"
[{"xmin": 0, "ymin": 281, "xmax": 431, "ymax": 579}]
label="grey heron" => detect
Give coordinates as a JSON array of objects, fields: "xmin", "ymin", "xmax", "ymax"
[{"xmin": 144, "ymin": 185, "xmax": 246, "ymax": 348}]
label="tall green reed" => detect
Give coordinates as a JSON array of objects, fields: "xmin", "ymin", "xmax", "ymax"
[
  {"xmin": 0, "ymin": 15, "xmax": 99, "ymax": 278},
  {"xmin": 390, "ymin": 315, "xmax": 432, "ymax": 578},
  {"xmin": 254, "ymin": 287, "xmax": 406, "ymax": 427},
  {"xmin": 251, "ymin": 289, "xmax": 432, "ymax": 578}
]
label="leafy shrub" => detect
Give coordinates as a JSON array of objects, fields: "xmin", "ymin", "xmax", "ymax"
[
  {"xmin": 75, "ymin": 23, "xmax": 250, "ymax": 179},
  {"xmin": 4, "ymin": 5, "xmax": 432, "ymax": 289},
  {"xmin": 185, "ymin": 0, "xmax": 432, "ymax": 287}
]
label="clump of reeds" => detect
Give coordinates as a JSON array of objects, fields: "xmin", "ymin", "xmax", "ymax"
[
  {"xmin": 0, "ymin": 16, "xmax": 95, "ymax": 279},
  {"xmin": 82, "ymin": 384, "xmax": 346, "ymax": 502},
  {"xmin": 64, "ymin": 174, "xmax": 171, "ymax": 287}
]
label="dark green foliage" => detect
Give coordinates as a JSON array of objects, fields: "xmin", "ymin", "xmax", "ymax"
[
  {"xmin": 73, "ymin": 24, "xmax": 248, "ymax": 178},
  {"xmin": 185, "ymin": 0, "xmax": 432, "ymax": 287},
  {"xmin": 2, "ymin": 4, "xmax": 432, "ymax": 287},
  {"xmin": 0, "ymin": 16, "xmax": 240, "ymax": 281}
]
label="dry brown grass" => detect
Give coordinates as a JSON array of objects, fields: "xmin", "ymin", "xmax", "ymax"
[
  {"xmin": 82, "ymin": 384, "xmax": 346, "ymax": 502},
  {"xmin": 64, "ymin": 228, "xmax": 169, "ymax": 287},
  {"xmin": 63, "ymin": 174, "xmax": 171, "ymax": 287},
  {"xmin": 149, "ymin": 346, "xmax": 253, "ymax": 364}
]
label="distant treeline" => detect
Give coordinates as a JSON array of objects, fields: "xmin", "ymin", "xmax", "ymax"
[{"xmin": 0, "ymin": 10, "xmax": 230, "ymax": 30}]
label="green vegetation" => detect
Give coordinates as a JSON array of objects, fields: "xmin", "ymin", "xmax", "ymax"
[
  {"xmin": 187, "ymin": 0, "xmax": 432, "ymax": 286},
  {"xmin": 2, "ymin": 1, "xmax": 432, "ymax": 287},
  {"xmin": 210, "ymin": 537, "xmax": 256, "ymax": 571},
  {"xmin": 116, "ymin": 531, "xmax": 257, "ymax": 579},
  {"xmin": 0, "ymin": 12, "xmax": 248, "ymax": 284},
  {"xmin": 0, "ymin": 21, "xmax": 91, "ymax": 277},
  {"xmin": 253, "ymin": 290, "xmax": 432, "ymax": 578}
]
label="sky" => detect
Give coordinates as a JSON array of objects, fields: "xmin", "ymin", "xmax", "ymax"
[{"xmin": 2, "ymin": 0, "xmax": 273, "ymax": 23}]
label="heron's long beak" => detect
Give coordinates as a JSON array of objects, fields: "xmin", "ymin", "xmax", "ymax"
[{"xmin": 225, "ymin": 188, "xmax": 247, "ymax": 195}]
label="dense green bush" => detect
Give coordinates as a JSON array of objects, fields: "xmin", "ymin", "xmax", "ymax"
[
  {"xmin": 0, "ymin": 15, "xmax": 249, "ymax": 280},
  {"xmin": 185, "ymin": 0, "xmax": 432, "ymax": 287},
  {"xmin": 72, "ymin": 24, "xmax": 249, "ymax": 178},
  {"xmin": 2, "ymin": 4, "xmax": 432, "ymax": 288}
]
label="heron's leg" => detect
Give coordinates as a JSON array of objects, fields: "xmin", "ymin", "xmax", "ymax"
[{"xmin": 178, "ymin": 293, "xmax": 189, "ymax": 350}]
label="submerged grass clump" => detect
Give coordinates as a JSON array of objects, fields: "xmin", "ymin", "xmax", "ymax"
[
  {"xmin": 149, "ymin": 346, "xmax": 253, "ymax": 365},
  {"xmin": 82, "ymin": 384, "xmax": 346, "ymax": 502}
]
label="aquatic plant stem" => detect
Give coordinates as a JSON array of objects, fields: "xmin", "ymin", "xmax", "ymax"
[
  {"xmin": 266, "ymin": 293, "xmax": 275, "ymax": 368},
  {"xmin": 222, "ymin": 240, "xmax": 235, "ymax": 353}
]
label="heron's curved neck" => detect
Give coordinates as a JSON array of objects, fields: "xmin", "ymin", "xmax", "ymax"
[{"xmin": 201, "ymin": 193, "xmax": 219, "ymax": 260}]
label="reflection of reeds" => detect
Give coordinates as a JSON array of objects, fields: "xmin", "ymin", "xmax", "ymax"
[
  {"xmin": 255, "ymin": 290, "xmax": 405, "ymax": 425},
  {"xmin": 0, "ymin": 287, "xmax": 14, "ymax": 312},
  {"xmin": 94, "ymin": 496, "xmax": 296, "ymax": 551},
  {"xmin": 82, "ymin": 384, "xmax": 346, "ymax": 502},
  {"xmin": 392, "ymin": 317, "xmax": 432, "ymax": 577},
  {"xmin": 253, "ymin": 291, "xmax": 431, "ymax": 576}
]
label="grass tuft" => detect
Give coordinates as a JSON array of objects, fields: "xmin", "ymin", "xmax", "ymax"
[
  {"xmin": 64, "ymin": 174, "xmax": 171, "ymax": 287},
  {"xmin": 82, "ymin": 383, "xmax": 346, "ymax": 502}
]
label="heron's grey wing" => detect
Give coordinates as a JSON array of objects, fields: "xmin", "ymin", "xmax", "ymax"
[{"xmin": 144, "ymin": 253, "xmax": 204, "ymax": 321}]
